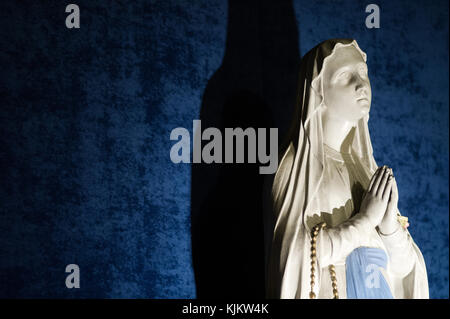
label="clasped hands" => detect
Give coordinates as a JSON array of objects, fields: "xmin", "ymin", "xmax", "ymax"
[{"xmin": 359, "ymin": 165, "xmax": 401, "ymax": 235}]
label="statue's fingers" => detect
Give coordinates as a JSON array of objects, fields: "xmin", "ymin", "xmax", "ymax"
[
  {"xmin": 367, "ymin": 167, "xmax": 379, "ymax": 191},
  {"xmin": 372, "ymin": 165, "xmax": 387, "ymax": 194},
  {"xmin": 368, "ymin": 166, "xmax": 383, "ymax": 193},
  {"xmin": 386, "ymin": 189, "xmax": 397, "ymax": 219},
  {"xmin": 382, "ymin": 175, "xmax": 394, "ymax": 201},
  {"xmin": 391, "ymin": 177, "xmax": 399, "ymax": 204},
  {"xmin": 377, "ymin": 167, "xmax": 391, "ymax": 197}
]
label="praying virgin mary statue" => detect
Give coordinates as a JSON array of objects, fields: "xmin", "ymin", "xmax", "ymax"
[{"xmin": 265, "ymin": 39, "xmax": 429, "ymax": 299}]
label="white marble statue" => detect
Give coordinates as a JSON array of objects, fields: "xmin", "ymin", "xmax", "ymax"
[{"xmin": 265, "ymin": 39, "xmax": 429, "ymax": 299}]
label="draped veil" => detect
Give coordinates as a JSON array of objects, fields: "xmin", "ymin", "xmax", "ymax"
[{"xmin": 266, "ymin": 39, "xmax": 428, "ymax": 298}]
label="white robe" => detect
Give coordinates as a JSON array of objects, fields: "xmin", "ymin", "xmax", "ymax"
[
  {"xmin": 311, "ymin": 144, "xmax": 429, "ymax": 298},
  {"xmin": 265, "ymin": 39, "xmax": 429, "ymax": 299},
  {"xmin": 266, "ymin": 142, "xmax": 429, "ymax": 298}
]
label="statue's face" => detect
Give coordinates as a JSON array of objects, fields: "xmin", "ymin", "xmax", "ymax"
[{"xmin": 322, "ymin": 45, "xmax": 371, "ymax": 123}]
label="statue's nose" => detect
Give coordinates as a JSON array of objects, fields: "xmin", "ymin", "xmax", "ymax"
[{"xmin": 355, "ymin": 78, "xmax": 368, "ymax": 96}]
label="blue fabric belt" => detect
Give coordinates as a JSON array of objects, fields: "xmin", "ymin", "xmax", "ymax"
[{"xmin": 345, "ymin": 247, "xmax": 393, "ymax": 299}]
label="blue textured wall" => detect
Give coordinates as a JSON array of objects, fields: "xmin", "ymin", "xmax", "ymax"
[{"xmin": 0, "ymin": 0, "xmax": 447, "ymax": 298}]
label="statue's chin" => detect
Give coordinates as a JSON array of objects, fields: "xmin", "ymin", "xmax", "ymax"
[
  {"xmin": 351, "ymin": 109, "xmax": 370, "ymax": 123},
  {"xmin": 357, "ymin": 100, "xmax": 371, "ymax": 116}
]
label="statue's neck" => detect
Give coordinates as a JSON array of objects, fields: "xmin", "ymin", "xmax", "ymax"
[{"xmin": 322, "ymin": 113, "xmax": 356, "ymax": 153}]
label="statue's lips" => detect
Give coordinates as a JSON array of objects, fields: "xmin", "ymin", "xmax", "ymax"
[{"xmin": 357, "ymin": 96, "xmax": 369, "ymax": 102}]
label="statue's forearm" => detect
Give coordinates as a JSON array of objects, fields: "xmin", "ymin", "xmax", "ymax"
[
  {"xmin": 378, "ymin": 226, "xmax": 416, "ymax": 276},
  {"xmin": 316, "ymin": 212, "xmax": 374, "ymax": 267}
]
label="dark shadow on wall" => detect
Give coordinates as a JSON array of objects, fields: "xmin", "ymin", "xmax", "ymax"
[{"xmin": 191, "ymin": 0, "xmax": 300, "ymax": 298}]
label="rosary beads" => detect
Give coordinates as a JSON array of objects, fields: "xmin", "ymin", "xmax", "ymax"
[{"xmin": 309, "ymin": 222, "xmax": 339, "ymax": 299}]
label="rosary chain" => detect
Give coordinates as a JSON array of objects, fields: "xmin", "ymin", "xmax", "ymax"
[{"xmin": 309, "ymin": 222, "xmax": 339, "ymax": 299}]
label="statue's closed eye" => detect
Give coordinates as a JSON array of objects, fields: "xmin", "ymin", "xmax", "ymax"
[
  {"xmin": 338, "ymin": 71, "xmax": 351, "ymax": 79},
  {"xmin": 336, "ymin": 71, "xmax": 352, "ymax": 84}
]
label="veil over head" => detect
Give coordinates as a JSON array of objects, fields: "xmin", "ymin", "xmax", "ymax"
[{"xmin": 267, "ymin": 39, "xmax": 378, "ymax": 298}]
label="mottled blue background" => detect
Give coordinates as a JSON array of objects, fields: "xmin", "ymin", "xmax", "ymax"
[{"xmin": 0, "ymin": 0, "xmax": 448, "ymax": 298}]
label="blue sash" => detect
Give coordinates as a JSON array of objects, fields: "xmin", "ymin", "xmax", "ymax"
[{"xmin": 345, "ymin": 247, "xmax": 393, "ymax": 299}]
